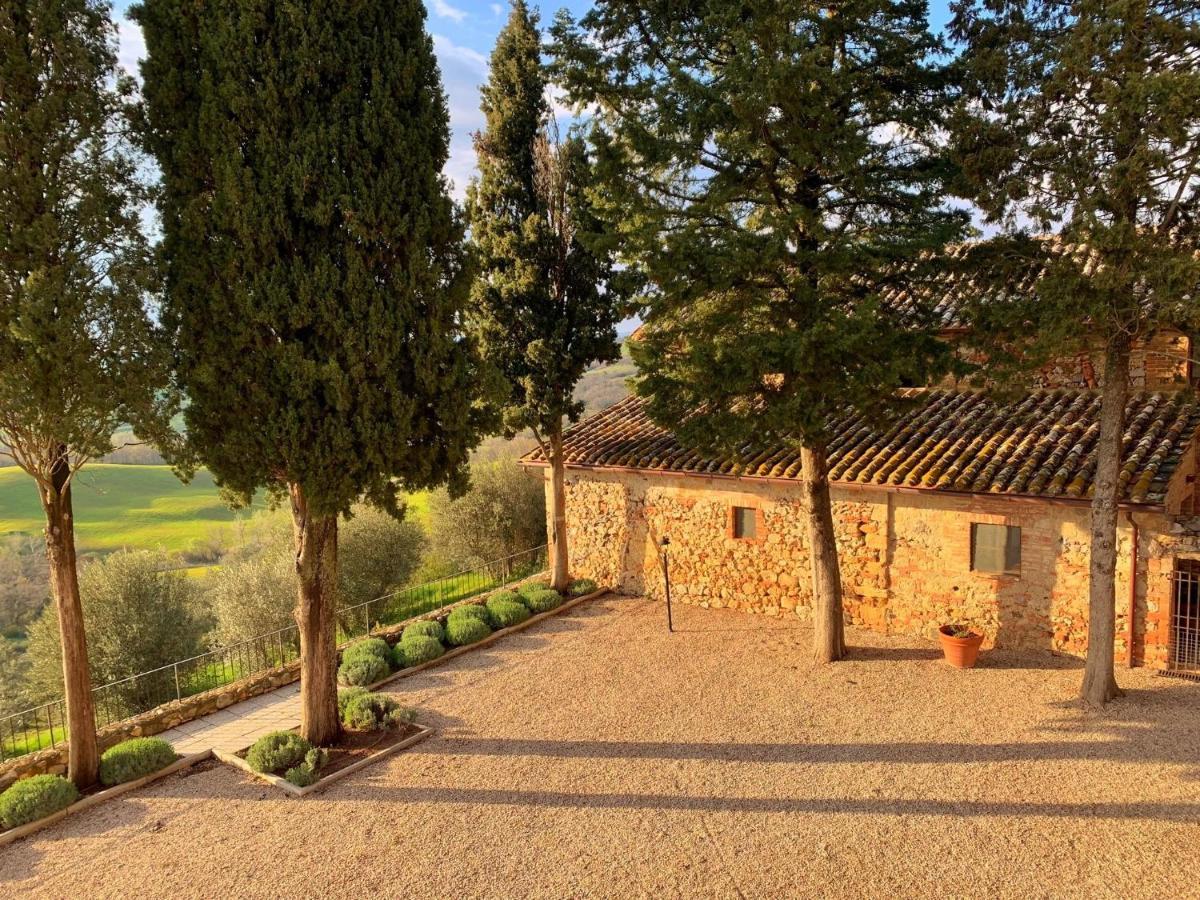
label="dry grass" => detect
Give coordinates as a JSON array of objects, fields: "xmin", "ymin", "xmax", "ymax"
[{"xmin": 1, "ymin": 595, "xmax": 1197, "ymax": 899}]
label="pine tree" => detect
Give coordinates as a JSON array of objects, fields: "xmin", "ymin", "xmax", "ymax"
[
  {"xmin": 0, "ymin": 0, "xmax": 175, "ymax": 786},
  {"xmin": 553, "ymin": 0, "xmax": 966, "ymax": 661},
  {"xmin": 468, "ymin": 1, "xmax": 630, "ymax": 591},
  {"xmin": 948, "ymin": 0, "xmax": 1200, "ymax": 705},
  {"xmin": 135, "ymin": 0, "xmax": 490, "ymax": 744}
]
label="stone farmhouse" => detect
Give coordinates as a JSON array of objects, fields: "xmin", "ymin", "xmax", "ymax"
[{"xmin": 522, "ymin": 322, "xmax": 1200, "ymax": 676}]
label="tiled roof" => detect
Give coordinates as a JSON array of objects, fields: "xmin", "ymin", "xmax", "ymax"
[{"xmin": 522, "ymin": 389, "xmax": 1200, "ymax": 505}]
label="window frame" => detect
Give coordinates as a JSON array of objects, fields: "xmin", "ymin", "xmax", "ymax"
[
  {"xmin": 970, "ymin": 522, "xmax": 1022, "ymax": 576},
  {"xmin": 729, "ymin": 505, "xmax": 763, "ymax": 543}
]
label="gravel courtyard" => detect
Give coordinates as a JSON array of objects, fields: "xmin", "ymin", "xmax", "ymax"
[{"xmin": 2, "ymin": 593, "xmax": 1197, "ymax": 899}]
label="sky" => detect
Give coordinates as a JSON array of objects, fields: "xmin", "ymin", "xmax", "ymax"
[{"xmin": 109, "ymin": 0, "xmax": 957, "ymax": 201}]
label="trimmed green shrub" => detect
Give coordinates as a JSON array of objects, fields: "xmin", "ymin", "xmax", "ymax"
[
  {"xmin": 390, "ymin": 641, "xmax": 406, "ymax": 669},
  {"xmin": 402, "ymin": 619, "xmax": 445, "ymax": 644},
  {"xmin": 517, "ymin": 579, "xmax": 551, "ymax": 599},
  {"xmin": 488, "ymin": 590, "xmax": 523, "ymax": 607},
  {"xmin": 403, "ymin": 619, "xmax": 446, "ymax": 648},
  {"xmin": 399, "ymin": 634, "xmax": 444, "ymax": 666},
  {"xmin": 284, "ymin": 748, "xmax": 328, "ymax": 788},
  {"xmin": 338, "ymin": 654, "xmax": 391, "ymax": 687},
  {"xmin": 0, "ymin": 775, "xmax": 79, "ymax": 829},
  {"xmin": 567, "ymin": 578, "xmax": 598, "ymax": 598},
  {"xmin": 524, "ymin": 589, "xmax": 563, "ymax": 614},
  {"xmin": 448, "ymin": 604, "xmax": 490, "ymax": 625},
  {"xmin": 444, "ymin": 615, "xmax": 492, "ymax": 647},
  {"xmin": 486, "ymin": 597, "xmax": 531, "ymax": 629},
  {"xmin": 338, "ymin": 686, "xmax": 369, "ymax": 719},
  {"xmin": 99, "ymin": 737, "xmax": 178, "ymax": 787},
  {"xmin": 342, "ymin": 637, "xmax": 392, "ymax": 665},
  {"xmin": 246, "ymin": 731, "xmax": 314, "ymax": 775},
  {"xmin": 341, "ymin": 691, "xmax": 417, "ymax": 730}
]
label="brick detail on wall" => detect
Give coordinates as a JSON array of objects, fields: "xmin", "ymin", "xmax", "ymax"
[{"xmin": 559, "ymin": 469, "xmax": 1171, "ymax": 666}]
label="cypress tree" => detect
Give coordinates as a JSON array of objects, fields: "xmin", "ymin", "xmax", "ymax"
[
  {"xmin": 135, "ymin": 0, "xmax": 489, "ymax": 743},
  {"xmin": 468, "ymin": 1, "xmax": 630, "ymax": 591},
  {"xmin": 0, "ymin": 0, "xmax": 175, "ymax": 786},
  {"xmin": 948, "ymin": 0, "xmax": 1200, "ymax": 705},
  {"xmin": 553, "ymin": 1, "xmax": 966, "ymax": 662}
]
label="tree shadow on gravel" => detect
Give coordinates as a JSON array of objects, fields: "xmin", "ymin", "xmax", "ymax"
[{"xmin": 345, "ymin": 784, "xmax": 1200, "ymax": 823}]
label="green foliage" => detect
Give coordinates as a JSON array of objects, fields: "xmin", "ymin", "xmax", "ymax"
[
  {"xmin": 486, "ymin": 598, "xmax": 531, "ymax": 629},
  {"xmin": 0, "ymin": 634, "xmax": 30, "ymax": 720},
  {"xmin": 552, "ymin": 2, "xmax": 966, "ymax": 455},
  {"xmin": 342, "ymin": 638, "xmax": 392, "ymax": 666},
  {"xmin": 517, "ymin": 580, "xmax": 551, "ymax": 599},
  {"xmin": 489, "ymin": 590, "xmax": 523, "ymax": 607},
  {"xmin": 338, "ymin": 507, "xmax": 426, "ymax": 608},
  {"xmin": 0, "ymin": 0, "xmax": 178, "ymax": 484},
  {"xmin": 337, "ymin": 687, "xmax": 369, "ymax": 720},
  {"xmin": 567, "ymin": 579, "xmax": 598, "ymax": 598},
  {"xmin": 340, "ymin": 691, "xmax": 416, "ymax": 731},
  {"xmin": 524, "ymin": 589, "xmax": 563, "ymax": 614},
  {"xmin": 444, "ymin": 615, "xmax": 492, "ymax": 647},
  {"xmin": 427, "ymin": 461, "xmax": 546, "ymax": 571},
  {"xmin": 466, "ymin": 1, "xmax": 632, "ymax": 447},
  {"xmin": 24, "ymin": 551, "xmax": 210, "ymax": 710},
  {"xmin": 284, "ymin": 748, "xmax": 328, "ymax": 788},
  {"xmin": 99, "ymin": 738, "xmax": 178, "ymax": 787},
  {"xmin": 0, "ymin": 775, "xmax": 79, "ymax": 829},
  {"xmin": 448, "ymin": 604, "xmax": 490, "ymax": 625},
  {"xmin": 135, "ymin": 0, "xmax": 491, "ymax": 518},
  {"xmin": 338, "ymin": 637, "xmax": 394, "ymax": 685},
  {"xmin": 401, "ymin": 620, "xmax": 445, "ymax": 645},
  {"xmin": 398, "ymin": 634, "xmax": 445, "ymax": 667},
  {"xmin": 246, "ymin": 732, "xmax": 314, "ymax": 776}
]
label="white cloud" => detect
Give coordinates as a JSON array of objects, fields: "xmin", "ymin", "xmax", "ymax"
[
  {"xmin": 491, "ymin": 3, "xmax": 504, "ymax": 16},
  {"xmin": 431, "ymin": 34, "xmax": 489, "ymax": 198},
  {"xmin": 116, "ymin": 15, "xmax": 146, "ymax": 77},
  {"xmin": 432, "ymin": 0, "xmax": 468, "ymax": 23},
  {"xmin": 432, "ymin": 33, "xmax": 488, "ymax": 72}
]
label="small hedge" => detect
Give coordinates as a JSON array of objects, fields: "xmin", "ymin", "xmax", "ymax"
[
  {"xmin": 99, "ymin": 738, "xmax": 178, "ymax": 787},
  {"xmin": 486, "ymin": 597, "xmax": 531, "ymax": 629},
  {"xmin": 0, "ymin": 775, "xmax": 79, "ymax": 829},
  {"xmin": 341, "ymin": 691, "xmax": 416, "ymax": 731},
  {"xmin": 517, "ymin": 579, "xmax": 551, "ymax": 599},
  {"xmin": 338, "ymin": 686, "xmax": 369, "ymax": 719},
  {"xmin": 246, "ymin": 731, "xmax": 314, "ymax": 775},
  {"xmin": 284, "ymin": 748, "xmax": 328, "ymax": 789},
  {"xmin": 448, "ymin": 604, "xmax": 490, "ymax": 625},
  {"xmin": 524, "ymin": 588, "xmax": 564, "ymax": 614},
  {"xmin": 488, "ymin": 590, "xmax": 523, "ymax": 607},
  {"xmin": 444, "ymin": 615, "xmax": 492, "ymax": 647},
  {"xmin": 567, "ymin": 578, "xmax": 598, "ymax": 597},
  {"xmin": 402, "ymin": 620, "xmax": 445, "ymax": 644},
  {"xmin": 338, "ymin": 637, "xmax": 394, "ymax": 686},
  {"xmin": 398, "ymin": 634, "xmax": 444, "ymax": 667}
]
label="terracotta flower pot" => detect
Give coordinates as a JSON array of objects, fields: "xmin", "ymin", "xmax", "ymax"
[{"xmin": 938, "ymin": 625, "xmax": 985, "ymax": 669}]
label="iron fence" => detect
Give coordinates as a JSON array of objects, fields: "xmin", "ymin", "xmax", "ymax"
[{"xmin": 0, "ymin": 544, "xmax": 547, "ymax": 762}]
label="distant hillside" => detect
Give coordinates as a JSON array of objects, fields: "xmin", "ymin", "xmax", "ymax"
[
  {"xmin": 575, "ymin": 344, "xmax": 635, "ymax": 414},
  {"xmin": 0, "ymin": 465, "xmax": 263, "ymax": 555}
]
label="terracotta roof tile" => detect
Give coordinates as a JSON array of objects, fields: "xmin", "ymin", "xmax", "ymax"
[{"xmin": 524, "ymin": 389, "xmax": 1200, "ymax": 505}]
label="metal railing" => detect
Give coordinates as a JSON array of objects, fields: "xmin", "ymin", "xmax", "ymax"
[{"xmin": 0, "ymin": 544, "xmax": 547, "ymax": 762}]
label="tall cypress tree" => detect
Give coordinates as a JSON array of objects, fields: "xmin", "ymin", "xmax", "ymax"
[
  {"xmin": 554, "ymin": 1, "xmax": 966, "ymax": 661},
  {"xmin": 468, "ymin": 1, "xmax": 629, "ymax": 591},
  {"xmin": 948, "ymin": 0, "xmax": 1200, "ymax": 705},
  {"xmin": 0, "ymin": 0, "xmax": 174, "ymax": 786},
  {"xmin": 135, "ymin": 0, "xmax": 489, "ymax": 743}
]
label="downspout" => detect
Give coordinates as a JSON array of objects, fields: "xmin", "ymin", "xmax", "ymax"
[{"xmin": 1125, "ymin": 511, "xmax": 1139, "ymax": 668}]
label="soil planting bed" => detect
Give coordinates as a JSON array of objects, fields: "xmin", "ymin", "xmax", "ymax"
[{"xmin": 214, "ymin": 723, "xmax": 433, "ymax": 797}]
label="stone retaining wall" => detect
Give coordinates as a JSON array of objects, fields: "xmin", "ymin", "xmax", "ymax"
[
  {"xmin": 0, "ymin": 575, "xmax": 548, "ymax": 790},
  {"xmin": 557, "ymin": 468, "xmax": 1177, "ymax": 666}
]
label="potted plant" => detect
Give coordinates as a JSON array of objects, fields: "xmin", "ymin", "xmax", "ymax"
[{"xmin": 938, "ymin": 624, "xmax": 985, "ymax": 669}]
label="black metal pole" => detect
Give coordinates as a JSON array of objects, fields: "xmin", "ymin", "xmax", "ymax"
[{"xmin": 661, "ymin": 536, "xmax": 673, "ymax": 633}]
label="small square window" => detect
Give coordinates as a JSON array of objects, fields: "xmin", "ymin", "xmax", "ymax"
[
  {"xmin": 971, "ymin": 523, "xmax": 1021, "ymax": 574},
  {"xmin": 732, "ymin": 506, "xmax": 757, "ymax": 540}
]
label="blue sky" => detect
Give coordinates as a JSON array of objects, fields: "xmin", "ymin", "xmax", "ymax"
[{"xmin": 110, "ymin": 1, "xmax": 956, "ymax": 200}]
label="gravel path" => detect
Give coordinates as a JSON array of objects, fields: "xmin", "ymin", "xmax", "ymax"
[{"xmin": 2, "ymin": 594, "xmax": 1197, "ymax": 899}]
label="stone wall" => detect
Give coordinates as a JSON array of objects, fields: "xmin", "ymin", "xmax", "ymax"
[
  {"xmin": 558, "ymin": 468, "xmax": 1174, "ymax": 665},
  {"xmin": 0, "ymin": 576, "xmax": 550, "ymax": 790}
]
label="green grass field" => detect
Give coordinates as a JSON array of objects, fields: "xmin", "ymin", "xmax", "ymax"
[{"xmin": 0, "ymin": 464, "xmax": 263, "ymax": 555}]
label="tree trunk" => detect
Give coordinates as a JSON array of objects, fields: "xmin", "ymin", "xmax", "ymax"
[
  {"xmin": 1081, "ymin": 335, "xmax": 1130, "ymax": 707},
  {"xmin": 38, "ymin": 450, "xmax": 99, "ymax": 788},
  {"xmin": 548, "ymin": 424, "xmax": 570, "ymax": 592},
  {"xmin": 801, "ymin": 442, "xmax": 846, "ymax": 664},
  {"xmin": 289, "ymin": 483, "xmax": 340, "ymax": 746}
]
